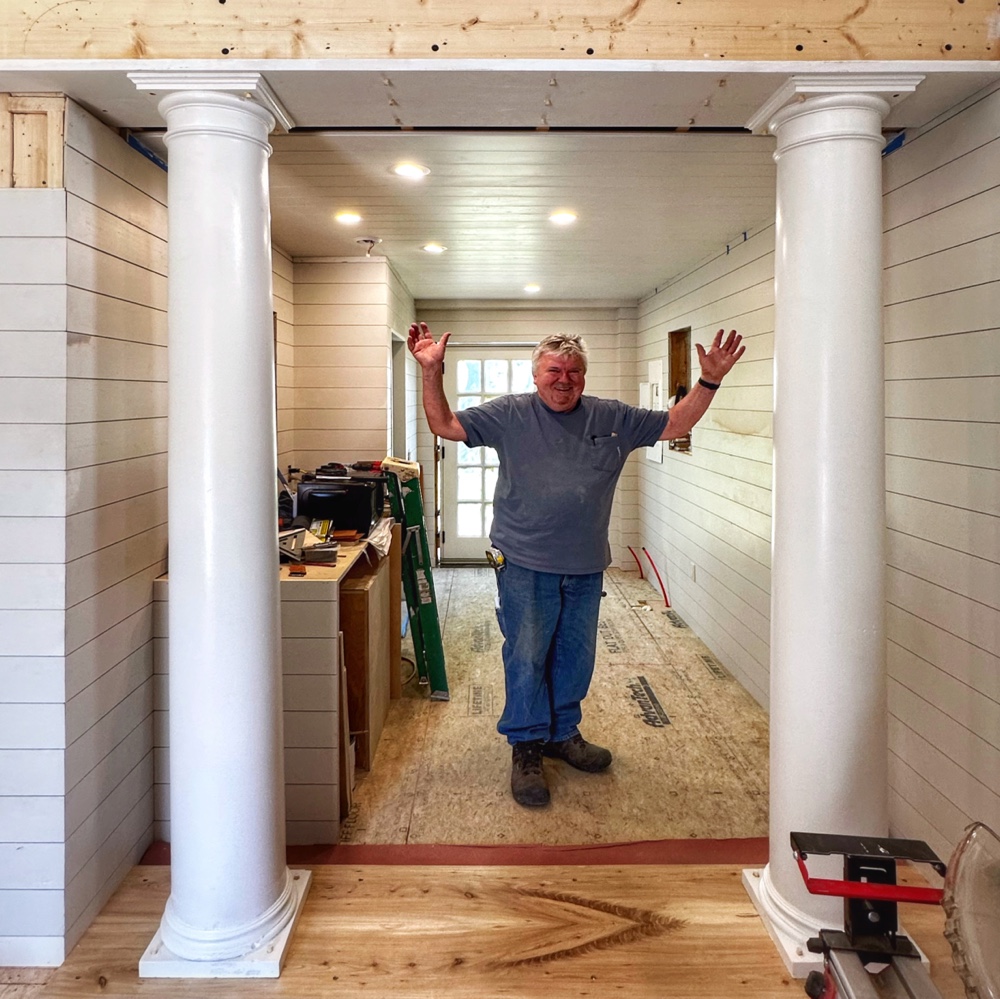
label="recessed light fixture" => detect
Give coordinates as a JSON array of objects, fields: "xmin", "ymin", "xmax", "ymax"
[
  {"xmin": 335, "ymin": 211, "xmax": 362, "ymax": 225},
  {"xmin": 524, "ymin": 283, "xmax": 541, "ymax": 294},
  {"xmin": 422, "ymin": 243, "xmax": 447, "ymax": 254},
  {"xmin": 394, "ymin": 162, "xmax": 431, "ymax": 180},
  {"xmin": 549, "ymin": 210, "xmax": 577, "ymax": 225}
]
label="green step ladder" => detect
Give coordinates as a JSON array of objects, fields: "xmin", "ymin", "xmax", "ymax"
[{"xmin": 383, "ymin": 458, "xmax": 449, "ymax": 701}]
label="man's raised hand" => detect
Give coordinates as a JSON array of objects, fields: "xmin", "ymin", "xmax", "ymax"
[
  {"xmin": 407, "ymin": 322, "xmax": 451, "ymax": 369},
  {"xmin": 696, "ymin": 329, "xmax": 745, "ymax": 385}
]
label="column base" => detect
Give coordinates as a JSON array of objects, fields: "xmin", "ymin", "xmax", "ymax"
[
  {"xmin": 138, "ymin": 870, "xmax": 311, "ymax": 979},
  {"xmin": 743, "ymin": 867, "xmax": 931, "ymax": 980},
  {"xmin": 742, "ymin": 865, "xmax": 823, "ymax": 979}
]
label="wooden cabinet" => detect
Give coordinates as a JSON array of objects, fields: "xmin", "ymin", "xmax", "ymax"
[{"xmin": 340, "ymin": 554, "xmax": 391, "ymax": 771}]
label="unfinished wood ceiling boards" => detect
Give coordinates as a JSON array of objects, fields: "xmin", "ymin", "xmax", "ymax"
[{"xmin": 3, "ymin": 1, "xmax": 998, "ymax": 61}]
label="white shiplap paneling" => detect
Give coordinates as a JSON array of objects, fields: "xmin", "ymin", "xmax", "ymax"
[
  {"xmin": 292, "ymin": 257, "xmax": 393, "ymax": 469},
  {"xmin": 274, "ymin": 244, "xmax": 296, "ymax": 473},
  {"xmin": 636, "ymin": 226, "xmax": 775, "ymax": 707},
  {"xmin": 0, "ymin": 99, "xmax": 169, "ymax": 966},
  {"xmin": 884, "ymin": 88, "xmax": 1000, "ymax": 856},
  {"xmin": 0, "ymin": 182, "xmax": 68, "ymax": 968}
]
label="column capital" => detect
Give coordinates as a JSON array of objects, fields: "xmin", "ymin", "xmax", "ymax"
[
  {"xmin": 746, "ymin": 73, "xmax": 924, "ymax": 135},
  {"xmin": 128, "ymin": 70, "xmax": 294, "ymax": 132}
]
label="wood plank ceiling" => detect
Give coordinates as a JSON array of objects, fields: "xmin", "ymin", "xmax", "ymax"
[{"xmin": 267, "ymin": 130, "xmax": 779, "ymax": 301}]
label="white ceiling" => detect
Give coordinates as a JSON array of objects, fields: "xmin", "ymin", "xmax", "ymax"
[
  {"xmin": 267, "ymin": 130, "xmax": 778, "ymax": 300},
  {"xmin": 2, "ymin": 59, "xmax": 996, "ymax": 301}
]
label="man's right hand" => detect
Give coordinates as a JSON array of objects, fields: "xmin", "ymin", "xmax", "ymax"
[
  {"xmin": 407, "ymin": 322, "xmax": 468, "ymax": 442},
  {"xmin": 407, "ymin": 322, "xmax": 451, "ymax": 369}
]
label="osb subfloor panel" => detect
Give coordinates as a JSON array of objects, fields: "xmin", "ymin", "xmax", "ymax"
[
  {"xmin": 26, "ymin": 865, "xmax": 966, "ymax": 999},
  {"xmin": 342, "ymin": 567, "xmax": 769, "ymax": 845}
]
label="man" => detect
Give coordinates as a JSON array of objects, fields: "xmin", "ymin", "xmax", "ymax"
[{"xmin": 408, "ymin": 322, "xmax": 744, "ymax": 807}]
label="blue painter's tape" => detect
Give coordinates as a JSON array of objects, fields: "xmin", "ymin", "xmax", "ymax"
[
  {"xmin": 125, "ymin": 132, "xmax": 167, "ymax": 171},
  {"xmin": 882, "ymin": 131, "xmax": 906, "ymax": 158}
]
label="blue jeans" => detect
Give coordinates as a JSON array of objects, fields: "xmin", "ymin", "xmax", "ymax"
[{"xmin": 494, "ymin": 560, "xmax": 604, "ymax": 745}]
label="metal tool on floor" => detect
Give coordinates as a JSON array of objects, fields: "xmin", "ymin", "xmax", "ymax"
[
  {"xmin": 792, "ymin": 831, "xmax": 947, "ymax": 999},
  {"xmin": 382, "ymin": 457, "xmax": 449, "ymax": 701}
]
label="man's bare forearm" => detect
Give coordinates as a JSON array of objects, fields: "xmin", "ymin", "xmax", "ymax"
[
  {"xmin": 421, "ymin": 365, "xmax": 468, "ymax": 442},
  {"xmin": 659, "ymin": 328, "xmax": 744, "ymax": 439},
  {"xmin": 660, "ymin": 382, "xmax": 717, "ymax": 439}
]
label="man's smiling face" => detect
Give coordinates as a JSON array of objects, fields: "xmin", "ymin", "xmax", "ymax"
[{"xmin": 533, "ymin": 352, "xmax": 586, "ymax": 412}]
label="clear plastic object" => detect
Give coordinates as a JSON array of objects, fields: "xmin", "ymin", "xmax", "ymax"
[{"xmin": 943, "ymin": 821, "xmax": 1000, "ymax": 999}]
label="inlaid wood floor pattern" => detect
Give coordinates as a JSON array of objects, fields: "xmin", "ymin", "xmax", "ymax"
[
  {"xmin": 344, "ymin": 566, "xmax": 770, "ymax": 845},
  {"xmin": 24, "ymin": 864, "xmax": 966, "ymax": 999}
]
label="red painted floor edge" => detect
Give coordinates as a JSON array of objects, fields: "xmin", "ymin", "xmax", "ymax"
[{"xmin": 141, "ymin": 838, "xmax": 768, "ymax": 867}]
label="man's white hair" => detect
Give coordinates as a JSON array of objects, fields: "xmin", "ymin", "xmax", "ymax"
[{"xmin": 531, "ymin": 333, "xmax": 589, "ymax": 375}]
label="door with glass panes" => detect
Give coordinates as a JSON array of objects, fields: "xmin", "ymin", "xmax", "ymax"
[{"xmin": 440, "ymin": 350, "xmax": 534, "ymax": 562}]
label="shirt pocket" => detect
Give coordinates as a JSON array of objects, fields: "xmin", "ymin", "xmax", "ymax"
[{"xmin": 590, "ymin": 434, "xmax": 622, "ymax": 472}]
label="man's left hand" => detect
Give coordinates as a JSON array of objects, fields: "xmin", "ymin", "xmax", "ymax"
[{"xmin": 696, "ymin": 329, "xmax": 745, "ymax": 385}]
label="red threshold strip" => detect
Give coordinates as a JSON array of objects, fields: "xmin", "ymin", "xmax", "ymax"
[{"xmin": 141, "ymin": 838, "xmax": 768, "ymax": 867}]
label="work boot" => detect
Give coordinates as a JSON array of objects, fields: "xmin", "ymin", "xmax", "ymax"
[
  {"xmin": 543, "ymin": 733, "xmax": 613, "ymax": 772},
  {"xmin": 510, "ymin": 739, "xmax": 549, "ymax": 807}
]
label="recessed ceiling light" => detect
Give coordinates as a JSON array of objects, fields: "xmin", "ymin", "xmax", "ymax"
[
  {"xmin": 335, "ymin": 211, "xmax": 362, "ymax": 225},
  {"xmin": 422, "ymin": 243, "xmax": 447, "ymax": 254},
  {"xmin": 394, "ymin": 162, "xmax": 431, "ymax": 180},
  {"xmin": 549, "ymin": 211, "xmax": 577, "ymax": 225},
  {"xmin": 524, "ymin": 284, "xmax": 541, "ymax": 294}
]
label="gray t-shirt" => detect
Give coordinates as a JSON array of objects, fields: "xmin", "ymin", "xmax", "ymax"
[{"xmin": 456, "ymin": 393, "xmax": 669, "ymax": 574}]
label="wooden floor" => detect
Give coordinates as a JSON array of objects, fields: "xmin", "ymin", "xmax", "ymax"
[
  {"xmin": 8, "ymin": 863, "xmax": 966, "ymax": 999},
  {"xmin": 1, "ymin": 568, "xmax": 966, "ymax": 997},
  {"xmin": 345, "ymin": 567, "xmax": 770, "ymax": 845}
]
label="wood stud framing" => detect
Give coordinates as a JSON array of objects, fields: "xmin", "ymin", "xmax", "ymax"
[{"xmin": 0, "ymin": 94, "xmax": 65, "ymax": 189}]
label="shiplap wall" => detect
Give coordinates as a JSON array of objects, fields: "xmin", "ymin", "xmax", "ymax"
[
  {"xmin": 881, "ymin": 83, "xmax": 1000, "ymax": 861},
  {"xmin": 0, "ymin": 101, "xmax": 169, "ymax": 965},
  {"xmin": 0, "ymin": 185, "xmax": 69, "ymax": 967},
  {"xmin": 274, "ymin": 245, "xmax": 295, "ymax": 473},
  {"xmin": 60, "ymin": 102, "xmax": 168, "ymax": 957},
  {"xmin": 413, "ymin": 302, "xmax": 639, "ymax": 567},
  {"xmin": 637, "ymin": 230, "xmax": 775, "ymax": 707},
  {"xmin": 611, "ymin": 311, "xmax": 640, "ymax": 561},
  {"xmin": 292, "ymin": 257, "xmax": 395, "ymax": 470},
  {"xmin": 405, "ymin": 351, "xmax": 418, "ymax": 463},
  {"xmin": 387, "ymin": 262, "xmax": 417, "ymax": 462}
]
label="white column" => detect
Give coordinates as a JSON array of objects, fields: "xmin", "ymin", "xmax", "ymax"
[
  {"xmin": 742, "ymin": 78, "xmax": 919, "ymax": 977},
  {"xmin": 130, "ymin": 82, "xmax": 309, "ymax": 977}
]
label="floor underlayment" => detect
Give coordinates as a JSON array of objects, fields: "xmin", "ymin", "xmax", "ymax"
[{"xmin": 342, "ymin": 566, "xmax": 770, "ymax": 845}]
